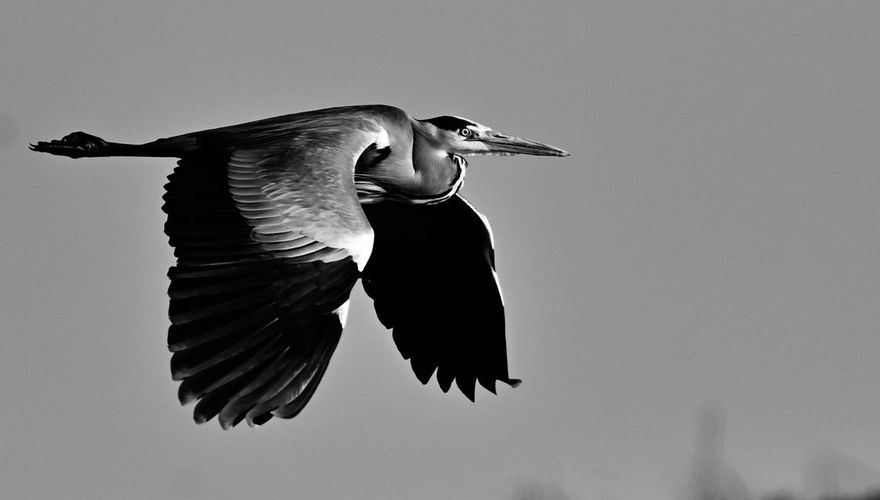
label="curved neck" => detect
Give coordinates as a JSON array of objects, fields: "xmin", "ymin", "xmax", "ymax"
[
  {"xmin": 410, "ymin": 121, "xmax": 464, "ymax": 199},
  {"xmin": 356, "ymin": 118, "xmax": 466, "ymax": 204}
]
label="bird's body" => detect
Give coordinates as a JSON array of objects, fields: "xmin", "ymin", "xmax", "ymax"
[{"xmin": 31, "ymin": 104, "xmax": 568, "ymax": 428}]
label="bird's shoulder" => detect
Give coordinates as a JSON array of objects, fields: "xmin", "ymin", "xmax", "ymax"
[
  {"xmin": 200, "ymin": 105, "xmax": 408, "ymax": 141},
  {"xmin": 149, "ymin": 105, "xmax": 413, "ymax": 158}
]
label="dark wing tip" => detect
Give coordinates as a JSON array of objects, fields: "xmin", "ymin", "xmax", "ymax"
[
  {"xmin": 193, "ymin": 410, "xmax": 210, "ymax": 426},
  {"xmin": 479, "ymin": 377, "xmax": 497, "ymax": 395},
  {"xmin": 456, "ymin": 375, "xmax": 477, "ymax": 402},
  {"xmin": 249, "ymin": 413, "xmax": 273, "ymax": 427},
  {"xmin": 450, "ymin": 374, "xmax": 519, "ymax": 401},
  {"xmin": 178, "ymin": 383, "xmax": 198, "ymax": 405},
  {"xmin": 437, "ymin": 367, "xmax": 455, "ymax": 393},
  {"xmin": 411, "ymin": 357, "xmax": 438, "ymax": 385}
]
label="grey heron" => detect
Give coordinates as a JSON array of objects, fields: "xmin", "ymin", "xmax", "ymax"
[{"xmin": 30, "ymin": 104, "xmax": 569, "ymax": 429}]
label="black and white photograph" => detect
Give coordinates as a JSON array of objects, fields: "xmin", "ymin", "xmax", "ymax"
[{"xmin": 3, "ymin": 2, "xmax": 879, "ymax": 499}]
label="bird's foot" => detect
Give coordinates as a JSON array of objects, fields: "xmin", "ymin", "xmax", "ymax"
[{"xmin": 30, "ymin": 131, "xmax": 108, "ymax": 158}]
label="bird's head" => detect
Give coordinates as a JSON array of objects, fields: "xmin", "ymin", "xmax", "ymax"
[{"xmin": 418, "ymin": 115, "xmax": 569, "ymax": 158}]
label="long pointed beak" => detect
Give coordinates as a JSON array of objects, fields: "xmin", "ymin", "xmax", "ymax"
[{"xmin": 479, "ymin": 131, "xmax": 570, "ymax": 157}]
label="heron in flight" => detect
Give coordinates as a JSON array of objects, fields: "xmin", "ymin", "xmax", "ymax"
[{"xmin": 31, "ymin": 105, "xmax": 569, "ymax": 429}]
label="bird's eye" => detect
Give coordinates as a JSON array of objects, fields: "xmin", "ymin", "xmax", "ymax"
[{"xmin": 458, "ymin": 128, "xmax": 472, "ymax": 138}]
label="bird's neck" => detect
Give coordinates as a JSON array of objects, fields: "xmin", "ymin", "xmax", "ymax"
[
  {"xmin": 356, "ymin": 119, "xmax": 465, "ymax": 205},
  {"xmin": 409, "ymin": 126, "xmax": 466, "ymax": 203}
]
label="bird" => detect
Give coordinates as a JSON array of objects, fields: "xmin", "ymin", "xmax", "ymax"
[{"xmin": 30, "ymin": 104, "xmax": 569, "ymax": 429}]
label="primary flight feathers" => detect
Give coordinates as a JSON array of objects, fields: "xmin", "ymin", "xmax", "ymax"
[{"xmin": 30, "ymin": 104, "xmax": 568, "ymax": 428}]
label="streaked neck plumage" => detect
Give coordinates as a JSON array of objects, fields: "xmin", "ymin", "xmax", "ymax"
[
  {"xmin": 355, "ymin": 118, "xmax": 466, "ymax": 205},
  {"xmin": 408, "ymin": 119, "xmax": 467, "ymax": 203}
]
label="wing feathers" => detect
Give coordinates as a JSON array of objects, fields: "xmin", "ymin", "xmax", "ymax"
[
  {"xmin": 160, "ymin": 106, "xmax": 521, "ymax": 426},
  {"xmin": 167, "ymin": 305, "xmax": 275, "ymax": 352},
  {"xmin": 362, "ymin": 195, "xmax": 520, "ymax": 401},
  {"xmin": 169, "ymin": 289, "xmax": 273, "ymax": 325},
  {"xmin": 170, "ymin": 317, "xmax": 279, "ymax": 380},
  {"xmin": 177, "ymin": 330, "xmax": 285, "ymax": 404},
  {"xmin": 411, "ymin": 356, "xmax": 438, "ymax": 385},
  {"xmin": 162, "ymin": 117, "xmax": 374, "ymax": 427}
]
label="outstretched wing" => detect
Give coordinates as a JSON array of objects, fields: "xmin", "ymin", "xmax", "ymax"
[
  {"xmin": 361, "ymin": 194, "xmax": 521, "ymax": 401},
  {"xmin": 163, "ymin": 110, "xmax": 388, "ymax": 428}
]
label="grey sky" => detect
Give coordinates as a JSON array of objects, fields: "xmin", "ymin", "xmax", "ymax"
[{"xmin": 2, "ymin": 2, "xmax": 878, "ymax": 499}]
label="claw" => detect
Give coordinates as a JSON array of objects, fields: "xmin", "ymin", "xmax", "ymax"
[{"xmin": 29, "ymin": 131, "xmax": 108, "ymax": 158}]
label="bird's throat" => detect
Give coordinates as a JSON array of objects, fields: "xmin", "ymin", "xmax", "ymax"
[{"xmin": 408, "ymin": 143, "xmax": 466, "ymax": 203}]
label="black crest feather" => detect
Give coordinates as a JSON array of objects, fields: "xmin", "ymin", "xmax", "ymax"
[{"xmin": 423, "ymin": 116, "xmax": 476, "ymax": 132}]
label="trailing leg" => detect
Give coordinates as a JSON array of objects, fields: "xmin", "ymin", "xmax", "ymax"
[
  {"xmin": 30, "ymin": 131, "xmax": 190, "ymax": 158},
  {"xmin": 30, "ymin": 131, "xmax": 114, "ymax": 158}
]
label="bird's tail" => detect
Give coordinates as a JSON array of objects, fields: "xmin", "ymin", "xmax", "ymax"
[{"xmin": 30, "ymin": 131, "xmax": 193, "ymax": 158}]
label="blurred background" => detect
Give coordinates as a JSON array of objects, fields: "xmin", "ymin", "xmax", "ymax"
[{"xmin": 2, "ymin": 2, "xmax": 878, "ymax": 499}]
